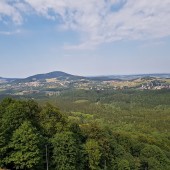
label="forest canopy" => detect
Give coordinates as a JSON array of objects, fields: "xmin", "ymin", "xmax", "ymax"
[{"xmin": 0, "ymin": 96, "xmax": 170, "ymax": 170}]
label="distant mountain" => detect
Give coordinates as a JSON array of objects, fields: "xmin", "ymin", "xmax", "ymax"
[
  {"xmin": 88, "ymin": 76, "xmax": 122, "ymax": 81},
  {"xmin": 15, "ymin": 71, "xmax": 85, "ymax": 83},
  {"xmin": 2, "ymin": 72, "xmax": 170, "ymax": 84},
  {"xmin": 0, "ymin": 77, "xmax": 6, "ymax": 83},
  {"xmin": 0, "ymin": 77, "xmax": 18, "ymax": 83},
  {"xmin": 93, "ymin": 73, "xmax": 170, "ymax": 81}
]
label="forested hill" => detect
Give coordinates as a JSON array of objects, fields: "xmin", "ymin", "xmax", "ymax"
[
  {"xmin": 14, "ymin": 71, "xmax": 85, "ymax": 83},
  {"xmin": 0, "ymin": 98, "xmax": 170, "ymax": 170}
]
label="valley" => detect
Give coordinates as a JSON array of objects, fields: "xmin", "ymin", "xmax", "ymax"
[{"xmin": 1, "ymin": 71, "xmax": 170, "ymax": 170}]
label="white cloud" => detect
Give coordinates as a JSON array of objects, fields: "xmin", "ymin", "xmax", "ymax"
[
  {"xmin": 0, "ymin": 0, "xmax": 170, "ymax": 48},
  {"xmin": 0, "ymin": 0, "xmax": 23, "ymax": 24}
]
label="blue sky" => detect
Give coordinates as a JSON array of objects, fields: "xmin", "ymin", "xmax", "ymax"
[{"xmin": 0, "ymin": 0, "xmax": 170, "ymax": 78}]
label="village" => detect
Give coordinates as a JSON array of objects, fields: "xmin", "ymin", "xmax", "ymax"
[{"xmin": 0, "ymin": 77, "xmax": 170, "ymax": 97}]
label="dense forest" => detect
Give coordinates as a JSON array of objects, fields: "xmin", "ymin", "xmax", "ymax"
[{"xmin": 0, "ymin": 89, "xmax": 170, "ymax": 169}]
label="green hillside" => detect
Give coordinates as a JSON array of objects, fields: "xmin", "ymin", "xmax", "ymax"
[{"xmin": 0, "ymin": 89, "xmax": 170, "ymax": 169}]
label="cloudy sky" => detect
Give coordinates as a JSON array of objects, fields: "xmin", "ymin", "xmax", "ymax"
[{"xmin": 0, "ymin": 0, "xmax": 170, "ymax": 77}]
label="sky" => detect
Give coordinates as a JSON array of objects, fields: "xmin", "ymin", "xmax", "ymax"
[{"xmin": 0, "ymin": 0, "xmax": 170, "ymax": 78}]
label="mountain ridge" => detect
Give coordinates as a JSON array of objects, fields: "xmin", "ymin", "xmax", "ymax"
[
  {"xmin": 13, "ymin": 71, "xmax": 85, "ymax": 83},
  {"xmin": 1, "ymin": 71, "xmax": 170, "ymax": 83}
]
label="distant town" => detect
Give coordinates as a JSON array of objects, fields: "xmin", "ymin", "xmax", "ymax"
[{"xmin": 0, "ymin": 72, "xmax": 170, "ymax": 97}]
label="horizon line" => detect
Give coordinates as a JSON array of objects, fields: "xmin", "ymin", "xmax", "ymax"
[{"xmin": 1, "ymin": 71, "xmax": 170, "ymax": 79}]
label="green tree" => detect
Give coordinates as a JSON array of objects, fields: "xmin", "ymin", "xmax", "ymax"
[
  {"xmin": 6, "ymin": 121, "xmax": 43, "ymax": 170},
  {"xmin": 85, "ymin": 139, "xmax": 101, "ymax": 170},
  {"xmin": 0, "ymin": 99, "xmax": 40, "ymax": 140},
  {"xmin": 52, "ymin": 131, "xmax": 81, "ymax": 170},
  {"xmin": 0, "ymin": 134, "xmax": 6, "ymax": 167},
  {"xmin": 39, "ymin": 103, "xmax": 67, "ymax": 137},
  {"xmin": 117, "ymin": 159, "xmax": 130, "ymax": 170},
  {"xmin": 140, "ymin": 145, "xmax": 170, "ymax": 170},
  {"xmin": 0, "ymin": 99, "xmax": 41, "ymax": 168}
]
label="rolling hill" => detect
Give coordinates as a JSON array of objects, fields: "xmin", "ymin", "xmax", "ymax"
[
  {"xmin": 14, "ymin": 71, "xmax": 85, "ymax": 83},
  {"xmin": 1, "ymin": 71, "xmax": 170, "ymax": 84}
]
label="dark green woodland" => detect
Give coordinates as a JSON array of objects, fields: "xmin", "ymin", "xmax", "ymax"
[{"xmin": 0, "ymin": 89, "xmax": 170, "ymax": 169}]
